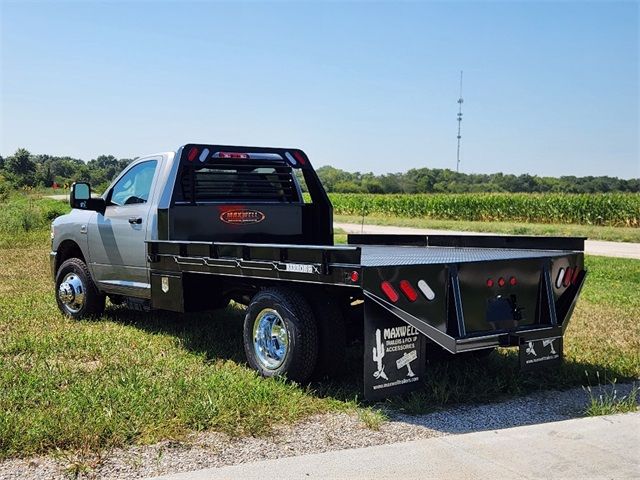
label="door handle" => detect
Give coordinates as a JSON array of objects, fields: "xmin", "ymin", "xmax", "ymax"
[{"xmin": 128, "ymin": 217, "xmax": 142, "ymax": 225}]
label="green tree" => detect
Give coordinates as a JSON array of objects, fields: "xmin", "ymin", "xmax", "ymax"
[{"xmin": 4, "ymin": 148, "xmax": 36, "ymax": 187}]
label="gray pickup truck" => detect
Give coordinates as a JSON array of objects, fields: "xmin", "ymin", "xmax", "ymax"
[{"xmin": 51, "ymin": 143, "xmax": 586, "ymax": 400}]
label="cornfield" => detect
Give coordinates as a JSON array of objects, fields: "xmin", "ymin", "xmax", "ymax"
[{"xmin": 324, "ymin": 193, "xmax": 640, "ymax": 227}]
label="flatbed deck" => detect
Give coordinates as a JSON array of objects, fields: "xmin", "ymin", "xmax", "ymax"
[{"xmin": 358, "ymin": 245, "xmax": 575, "ymax": 266}]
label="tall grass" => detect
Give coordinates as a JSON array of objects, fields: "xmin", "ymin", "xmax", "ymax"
[
  {"xmin": 0, "ymin": 193, "xmax": 70, "ymax": 235},
  {"xmin": 327, "ymin": 193, "xmax": 640, "ymax": 227}
]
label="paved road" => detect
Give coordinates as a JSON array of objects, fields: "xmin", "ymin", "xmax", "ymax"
[
  {"xmin": 149, "ymin": 412, "xmax": 639, "ymax": 480},
  {"xmin": 336, "ymin": 222, "xmax": 640, "ymax": 260},
  {"xmin": 46, "ymin": 194, "xmax": 68, "ymax": 201}
]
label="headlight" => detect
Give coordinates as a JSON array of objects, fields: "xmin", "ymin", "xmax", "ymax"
[{"xmin": 50, "ymin": 223, "xmax": 55, "ymax": 241}]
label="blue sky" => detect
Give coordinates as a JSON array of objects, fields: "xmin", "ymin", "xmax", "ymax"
[{"xmin": 1, "ymin": 1, "xmax": 638, "ymax": 178}]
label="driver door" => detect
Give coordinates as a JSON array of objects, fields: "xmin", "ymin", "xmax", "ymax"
[{"xmin": 88, "ymin": 159, "xmax": 159, "ymax": 297}]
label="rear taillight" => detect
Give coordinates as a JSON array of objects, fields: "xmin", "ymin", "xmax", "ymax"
[
  {"xmin": 563, "ymin": 268, "xmax": 573, "ymax": 287},
  {"xmin": 381, "ymin": 281, "xmax": 399, "ymax": 303},
  {"xmin": 198, "ymin": 148, "xmax": 210, "ymax": 162},
  {"xmin": 292, "ymin": 151, "xmax": 306, "ymax": 165},
  {"xmin": 399, "ymin": 280, "xmax": 418, "ymax": 302},
  {"xmin": 556, "ymin": 266, "xmax": 580, "ymax": 288},
  {"xmin": 285, "ymin": 152, "xmax": 298, "ymax": 165},
  {"xmin": 187, "ymin": 147, "xmax": 199, "ymax": 161},
  {"xmin": 572, "ymin": 268, "xmax": 581, "ymax": 284},
  {"xmin": 417, "ymin": 280, "xmax": 436, "ymax": 301},
  {"xmin": 488, "ymin": 276, "xmax": 518, "ymax": 288},
  {"xmin": 219, "ymin": 152, "xmax": 249, "ymax": 159}
]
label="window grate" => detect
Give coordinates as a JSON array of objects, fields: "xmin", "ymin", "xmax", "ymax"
[{"xmin": 178, "ymin": 165, "xmax": 299, "ymax": 203}]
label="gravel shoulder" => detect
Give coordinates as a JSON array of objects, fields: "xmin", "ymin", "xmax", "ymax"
[{"xmin": 1, "ymin": 383, "xmax": 637, "ymax": 480}]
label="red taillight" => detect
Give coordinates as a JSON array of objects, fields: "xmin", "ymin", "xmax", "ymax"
[
  {"xmin": 572, "ymin": 268, "xmax": 581, "ymax": 284},
  {"xmin": 486, "ymin": 278, "xmax": 494, "ymax": 288},
  {"xmin": 498, "ymin": 277, "xmax": 506, "ymax": 287},
  {"xmin": 219, "ymin": 152, "xmax": 249, "ymax": 159},
  {"xmin": 563, "ymin": 268, "xmax": 573, "ymax": 287},
  {"xmin": 381, "ymin": 281, "xmax": 399, "ymax": 303},
  {"xmin": 292, "ymin": 151, "xmax": 306, "ymax": 165},
  {"xmin": 509, "ymin": 276, "xmax": 517, "ymax": 286},
  {"xmin": 350, "ymin": 271, "xmax": 360, "ymax": 282},
  {"xmin": 399, "ymin": 280, "xmax": 418, "ymax": 302},
  {"xmin": 187, "ymin": 147, "xmax": 198, "ymax": 162}
]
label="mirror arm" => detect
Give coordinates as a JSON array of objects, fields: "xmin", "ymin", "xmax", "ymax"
[{"xmin": 89, "ymin": 198, "xmax": 106, "ymax": 215}]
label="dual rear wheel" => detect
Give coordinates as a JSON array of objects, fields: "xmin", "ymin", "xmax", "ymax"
[{"xmin": 243, "ymin": 288, "xmax": 346, "ymax": 383}]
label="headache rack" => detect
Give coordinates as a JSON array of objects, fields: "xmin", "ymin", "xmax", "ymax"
[{"xmin": 176, "ymin": 159, "xmax": 302, "ymax": 204}]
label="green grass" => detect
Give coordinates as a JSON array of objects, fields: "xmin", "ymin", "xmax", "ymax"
[
  {"xmin": 0, "ymin": 247, "xmax": 350, "ymax": 459},
  {"xmin": 0, "ymin": 195, "xmax": 638, "ymax": 460},
  {"xmin": 0, "ymin": 192, "xmax": 70, "ymax": 247},
  {"xmin": 335, "ymin": 214, "xmax": 640, "ymax": 243},
  {"xmin": 582, "ymin": 373, "xmax": 638, "ymax": 416}
]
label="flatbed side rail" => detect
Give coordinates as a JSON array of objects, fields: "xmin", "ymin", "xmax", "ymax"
[
  {"xmin": 147, "ymin": 240, "xmax": 362, "ymax": 287},
  {"xmin": 348, "ymin": 234, "xmax": 585, "ymax": 252}
]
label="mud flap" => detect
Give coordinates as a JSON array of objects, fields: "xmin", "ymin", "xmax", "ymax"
[
  {"xmin": 519, "ymin": 336, "xmax": 563, "ymax": 370},
  {"xmin": 364, "ymin": 297, "xmax": 427, "ymax": 401}
]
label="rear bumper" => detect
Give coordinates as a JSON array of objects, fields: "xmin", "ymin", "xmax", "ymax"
[{"xmin": 456, "ymin": 325, "xmax": 563, "ymax": 352}]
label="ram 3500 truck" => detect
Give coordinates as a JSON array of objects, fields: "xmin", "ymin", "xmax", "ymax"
[{"xmin": 51, "ymin": 144, "xmax": 586, "ymax": 399}]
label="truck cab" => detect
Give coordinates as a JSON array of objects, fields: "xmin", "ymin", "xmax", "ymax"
[
  {"xmin": 51, "ymin": 145, "xmax": 332, "ymax": 305},
  {"xmin": 51, "ymin": 153, "xmax": 170, "ymax": 302}
]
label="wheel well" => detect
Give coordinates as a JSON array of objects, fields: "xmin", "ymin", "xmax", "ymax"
[{"xmin": 55, "ymin": 240, "xmax": 85, "ymax": 273}]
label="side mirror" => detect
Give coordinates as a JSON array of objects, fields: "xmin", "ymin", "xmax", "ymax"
[{"xmin": 70, "ymin": 182, "xmax": 106, "ymax": 214}]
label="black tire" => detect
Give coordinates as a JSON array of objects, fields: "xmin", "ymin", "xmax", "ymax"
[
  {"xmin": 310, "ymin": 294, "xmax": 347, "ymax": 379},
  {"xmin": 243, "ymin": 288, "xmax": 318, "ymax": 383},
  {"xmin": 55, "ymin": 258, "xmax": 105, "ymax": 319}
]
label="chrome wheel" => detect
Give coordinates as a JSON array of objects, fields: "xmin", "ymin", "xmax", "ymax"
[
  {"xmin": 58, "ymin": 272, "xmax": 85, "ymax": 314},
  {"xmin": 253, "ymin": 308, "xmax": 289, "ymax": 370}
]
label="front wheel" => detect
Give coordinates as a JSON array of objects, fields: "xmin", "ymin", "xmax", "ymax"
[
  {"xmin": 243, "ymin": 288, "xmax": 318, "ymax": 383},
  {"xmin": 55, "ymin": 258, "xmax": 105, "ymax": 319}
]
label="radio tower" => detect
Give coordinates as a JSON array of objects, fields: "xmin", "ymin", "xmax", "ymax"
[{"xmin": 456, "ymin": 70, "xmax": 464, "ymax": 173}]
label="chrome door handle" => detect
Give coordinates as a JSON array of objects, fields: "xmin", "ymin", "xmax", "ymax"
[{"xmin": 128, "ymin": 217, "xmax": 142, "ymax": 225}]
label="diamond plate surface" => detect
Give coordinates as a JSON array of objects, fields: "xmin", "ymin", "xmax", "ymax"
[{"xmin": 359, "ymin": 245, "xmax": 571, "ymax": 266}]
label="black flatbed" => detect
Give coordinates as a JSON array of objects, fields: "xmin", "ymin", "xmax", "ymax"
[{"xmin": 147, "ymin": 234, "xmax": 584, "ymax": 295}]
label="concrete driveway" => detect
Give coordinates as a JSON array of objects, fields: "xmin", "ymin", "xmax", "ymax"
[
  {"xmin": 336, "ymin": 222, "xmax": 640, "ymax": 260},
  {"xmin": 148, "ymin": 412, "xmax": 639, "ymax": 480}
]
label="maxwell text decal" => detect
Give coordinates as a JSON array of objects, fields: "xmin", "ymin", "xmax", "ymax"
[{"xmin": 220, "ymin": 209, "xmax": 266, "ymax": 225}]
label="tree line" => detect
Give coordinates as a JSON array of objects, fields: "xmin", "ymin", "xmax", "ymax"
[
  {"xmin": 0, "ymin": 148, "xmax": 638, "ymax": 194},
  {"xmin": 0, "ymin": 148, "xmax": 132, "ymax": 193},
  {"xmin": 314, "ymin": 166, "xmax": 639, "ymax": 194}
]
